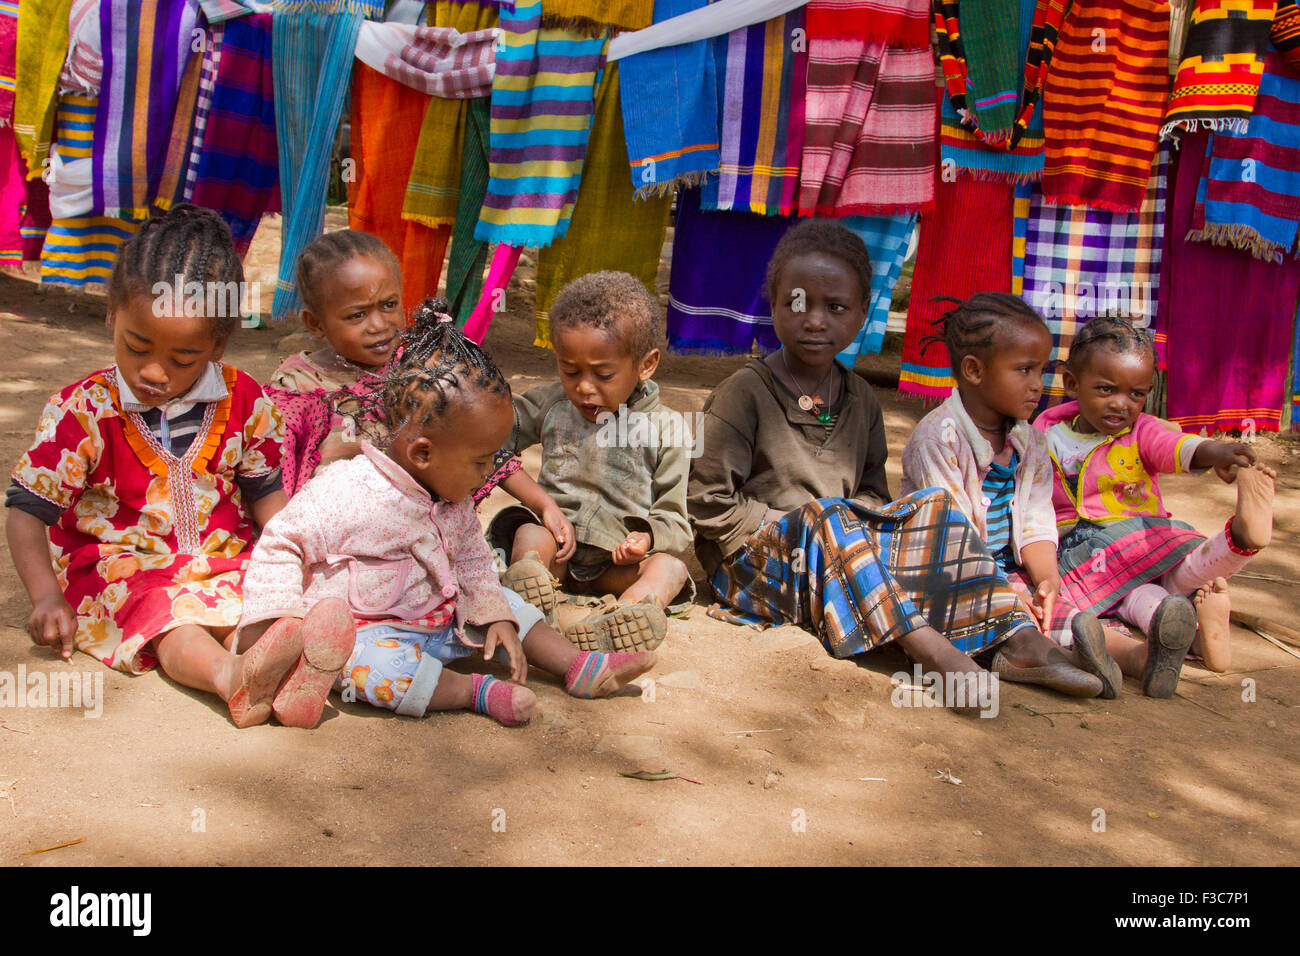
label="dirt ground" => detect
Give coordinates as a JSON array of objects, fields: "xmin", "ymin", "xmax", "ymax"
[{"xmin": 0, "ymin": 214, "xmax": 1298, "ymax": 867}]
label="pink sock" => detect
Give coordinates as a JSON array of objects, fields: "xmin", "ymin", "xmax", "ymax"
[
  {"xmin": 563, "ymin": 650, "xmax": 653, "ymax": 699},
  {"xmin": 469, "ymin": 674, "xmax": 535, "ymax": 726},
  {"xmin": 1115, "ymin": 583, "xmax": 1168, "ymax": 634},
  {"xmin": 1161, "ymin": 533, "xmax": 1251, "ymax": 595}
]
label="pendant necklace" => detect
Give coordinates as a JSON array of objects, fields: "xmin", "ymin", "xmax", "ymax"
[{"xmin": 782, "ymin": 350, "xmax": 835, "ymax": 424}]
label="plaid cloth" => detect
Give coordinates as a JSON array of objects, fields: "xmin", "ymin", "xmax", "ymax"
[
  {"xmin": 353, "ymin": 21, "xmax": 496, "ymax": 97},
  {"xmin": 1056, "ymin": 516, "xmax": 1206, "ymax": 617},
  {"xmin": 709, "ymin": 491, "xmax": 1036, "ymax": 658},
  {"xmin": 1021, "ymin": 147, "xmax": 1169, "ymax": 406},
  {"xmin": 182, "ymin": 24, "xmax": 224, "ymax": 203},
  {"xmin": 198, "ymin": 0, "xmax": 250, "ymax": 23},
  {"xmin": 836, "ymin": 213, "xmax": 917, "ymax": 363}
]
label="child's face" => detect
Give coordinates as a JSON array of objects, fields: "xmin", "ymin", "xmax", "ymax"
[
  {"xmin": 302, "ymin": 255, "xmax": 404, "ymax": 369},
  {"xmin": 1063, "ymin": 347, "xmax": 1155, "ymax": 435},
  {"xmin": 771, "ymin": 252, "xmax": 867, "ymax": 375},
  {"xmin": 960, "ymin": 322, "xmax": 1051, "ymax": 421},
  {"xmin": 551, "ymin": 324, "xmax": 659, "ymax": 423},
  {"xmin": 392, "ymin": 390, "xmax": 513, "ymax": 502},
  {"xmin": 110, "ymin": 295, "xmax": 227, "ymax": 405}
]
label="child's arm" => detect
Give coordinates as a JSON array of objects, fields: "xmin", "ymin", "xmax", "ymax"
[
  {"xmin": 5, "ymin": 510, "xmax": 76, "ymax": 660},
  {"xmin": 251, "ymin": 489, "xmax": 288, "ymax": 528},
  {"xmin": 619, "ymin": 420, "xmax": 693, "ymax": 561},
  {"xmin": 500, "ymin": 469, "xmax": 575, "ymax": 560},
  {"xmin": 448, "ymin": 506, "xmax": 524, "ymax": 681},
  {"xmin": 1191, "ymin": 440, "xmax": 1256, "ymax": 483},
  {"xmin": 686, "ymin": 406, "xmax": 769, "ymax": 553},
  {"xmin": 1018, "ymin": 539, "xmax": 1061, "ymax": 630}
]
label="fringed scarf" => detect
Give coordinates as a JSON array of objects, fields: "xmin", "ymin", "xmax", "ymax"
[
  {"xmin": 808, "ymin": 0, "xmax": 930, "ymax": 48},
  {"xmin": 1163, "ymin": 0, "xmax": 1276, "ymax": 138},
  {"xmin": 1041, "ymin": 0, "xmax": 1171, "ymax": 213},
  {"xmin": 13, "ymin": 0, "xmax": 74, "ymax": 177},
  {"xmin": 1185, "ymin": 47, "xmax": 1300, "ymax": 262},
  {"xmin": 472, "ymin": 0, "xmax": 608, "ymax": 248},
  {"xmin": 618, "ymin": 0, "xmax": 718, "ymax": 199},
  {"xmin": 798, "ymin": 38, "xmax": 936, "ymax": 216},
  {"xmin": 700, "ymin": 6, "xmax": 804, "ymax": 216}
]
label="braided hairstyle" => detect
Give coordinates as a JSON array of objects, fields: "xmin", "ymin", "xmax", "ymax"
[
  {"xmin": 765, "ymin": 219, "xmax": 873, "ymax": 307},
  {"xmin": 1066, "ymin": 316, "xmax": 1156, "ymax": 375},
  {"xmin": 295, "ymin": 229, "xmax": 402, "ymax": 315},
  {"xmin": 108, "ymin": 204, "xmax": 244, "ymax": 338},
  {"xmin": 335, "ymin": 298, "xmax": 511, "ymax": 444},
  {"xmin": 923, "ymin": 292, "xmax": 1048, "ymax": 374}
]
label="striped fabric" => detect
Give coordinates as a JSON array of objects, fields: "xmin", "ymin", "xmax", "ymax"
[
  {"xmin": 1042, "ymin": 0, "xmax": 1170, "ymax": 213},
  {"xmin": 353, "ymin": 21, "xmax": 497, "ymax": 97},
  {"xmin": 700, "ymin": 6, "xmax": 805, "ymax": 216},
  {"xmin": 618, "ymin": 0, "xmax": 718, "ymax": 198},
  {"xmin": 1275, "ymin": 0, "xmax": 1300, "ymax": 71},
  {"xmin": 1057, "ymin": 515, "xmax": 1206, "ymax": 616},
  {"xmin": 61, "ymin": 0, "xmax": 101, "ymax": 94},
  {"xmin": 271, "ymin": 1, "xmax": 379, "ymax": 320},
  {"xmin": 190, "ymin": 12, "xmax": 279, "ymax": 259},
  {"xmin": 40, "ymin": 215, "xmax": 141, "ymax": 290},
  {"xmin": 197, "ymin": 0, "xmax": 250, "ymax": 23},
  {"xmin": 53, "ymin": 95, "xmax": 93, "ymax": 160},
  {"xmin": 1292, "ymin": 296, "xmax": 1300, "ymax": 430},
  {"xmin": 798, "ymin": 38, "xmax": 936, "ymax": 217},
  {"xmin": 183, "ymin": 24, "xmax": 224, "ymax": 203},
  {"xmin": 473, "ymin": 0, "xmax": 608, "ymax": 248},
  {"xmin": 808, "ymin": 0, "xmax": 930, "ymax": 47},
  {"xmin": 92, "ymin": 0, "xmax": 200, "ymax": 218},
  {"xmin": 836, "ymin": 213, "xmax": 917, "ymax": 363},
  {"xmin": 539, "ymin": 0, "xmax": 652, "ymax": 33},
  {"xmin": 1, "ymin": 127, "xmax": 22, "ymax": 268},
  {"xmin": 0, "ymin": 0, "xmax": 16, "ymax": 124},
  {"xmin": 1022, "ymin": 147, "xmax": 1169, "ymax": 406},
  {"xmin": 981, "ymin": 454, "xmax": 1018, "ymax": 557},
  {"xmin": 13, "ymin": 0, "xmax": 74, "ymax": 177},
  {"xmin": 1163, "ymin": 0, "xmax": 1276, "ymax": 137},
  {"xmin": 1185, "ymin": 48, "xmax": 1300, "ymax": 262}
]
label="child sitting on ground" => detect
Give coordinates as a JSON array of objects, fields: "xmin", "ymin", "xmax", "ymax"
[
  {"xmin": 4, "ymin": 204, "xmax": 318, "ymax": 728},
  {"xmin": 489, "ymin": 271, "xmax": 694, "ymax": 655},
  {"xmin": 689, "ymin": 221, "xmax": 1104, "ymax": 703},
  {"xmin": 237, "ymin": 320, "xmax": 656, "ymax": 728},
  {"xmin": 900, "ymin": 294, "xmax": 1129, "ymax": 697},
  {"xmin": 1034, "ymin": 316, "xmax": 1275, "ymax": 680}
]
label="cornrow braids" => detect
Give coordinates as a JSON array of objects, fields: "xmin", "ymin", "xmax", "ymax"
[
  {"xmin": 107, "ymin": 203, "xmax": 244, "ymax": 339},
  {"xmin": 765, "ymin": 219, "xmax": 873, "ymax": 307},
  {"xmin": 295, "ymin": 229, "xmax": 402, "ymax": 315},
  {"xmin": 1066, "ymin": 316, "xmax": 1155, "ymax": 375},
  {"xmin": 334, "ymin": 298, "xmax": 511, "ymax": 444},
  {"xmin": 921, "ymin": 292, "xmax": 1048, "ymax": 373}
]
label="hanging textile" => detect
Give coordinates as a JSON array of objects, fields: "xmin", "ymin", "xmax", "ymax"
[
  {"xmin": 1185, "ymin": 48, "xmax": 1300, "ymax": 262},
  {"xmin": 1, "ymin": 0, "xmax": 20, "ymax": 268},
  {"xmin": 1041, "ymin": 0, "xmax": 1170, "ymax": 213},
  {"xmin": 1275, "ymin": 0, "xmax": 1300, "ymax": 72},
  {"xmin": 835, "ymin": 214, "xmax": 917, "ymax": 364},
  {"xmin": 0, "ymin": 0, "xmax": 16, "ymax": 125},
  {"xmin": 899, "ymin": 176, "xmax": 1014, "ymax": 400},
  {"xmin": 700, "ymin": 5, "xmax": 805, "ymax": 216},
  {"xmin": 473, "ymin": 0, "xmax": 608, "ymax": 248},
  {"xmin": 353, "ymin": 21, "xmax": 496, "ymax": 97},
  {"xmin": 608, "ymin": 0, "xmax": 811, "ymax": 61},
  {"xmin": 1163, "ymin": 0, "xmax": 1276, "ymax": 137},
  {"xmin": 1291, "ymin": 297, "xmax": 1300, "ymax": 429},
  {"xmin": 445, "ymin": 96, "xmax": 490, "ymax": 323},
  {"xmin": 798, "ymin": 38, "xmax": 936, "ymax": 216},
  {"xmin": 198, "ymin": 0, "xmax": 251, "ymax": 24},
  {"xmin": 20, "ymin": 169, "xmax": 50, "ymax": 261},
  {"xmin": 808, "ymin": 0, "xmax": 930, "ymax": 48},
  {"xmin": 540, "ymin": 0, "xmax": 653, "ymax": 34},
  {"xmin": 271, "ymin": 0, "xmax": 379, "ymax": 320},
  {"xmin": 462, "ymin": 242, "xmax": 522, "ymax": 343},
  {"xmin": 182, "ymin": 22, "xmax": 223, "ymax": 204},
  {"xmin": 1020, "ymin": 147, "xmax": 1169, "ymax": 407},
  {"xmin": 190, "ymin": 11, "xmax": 279, "ymax": 259},
  {"xmin": 13, "ymin": 0, "xmax": 74, "ymax": 178},
  {"xmin": 665, "ymin": 186, "xmax": 790, "ymax": 354},
  {"xmin": 1161, "ymin": 132, "xmax": 1299, "ymax": 433},
  {"xmin": 535, "ymin": 64, "xmax": 672, "ymax": 348},
  {"xmin": 348, "ymin": 62, "xmax": 452, "ymax": 311},
  {"xmin": 48, "ymin": 93, "xmax": 94, "ymax": 218},
  {"xmin": 618, "ymin": 0, "xmax": 717, "ymax": 198}
]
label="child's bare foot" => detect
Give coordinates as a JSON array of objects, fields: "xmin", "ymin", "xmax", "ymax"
[
  {"xmin": 1191, "ymin": 577, "xmax": 1232, "ymax": 672},
  {"xmin": 470, "ymin": 674, "xmax": 536, "ymax": 726},
  {"xmin": 1229, "ymin": 463, "xmax": 1275, "ymax": 551},
  {"xmin": 273, "ymin": 599, "xmax": 356, "ymax": 729},
  {"xmin": 564, "ymin": 649, "xmax": 656, "ymax": 698},
  {"xmin": 228, "ymin": 618, "xmax": 303, "ymax": 728}
]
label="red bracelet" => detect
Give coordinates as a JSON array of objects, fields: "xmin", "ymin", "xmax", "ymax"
[{"xmin": 1224, "ymin": 517, "xmax": 1259, "ymax": 556}]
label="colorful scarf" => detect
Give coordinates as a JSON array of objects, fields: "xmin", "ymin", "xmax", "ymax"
[
  {"xmin": 182, "ymin": 23, "xmax": 223, "ymax": 204},
  {"xmin": 798, "ymin": 38, "xmax": 936, "ymax": 216},
  {"xmin": 190, "ymin": 12, "xmax": 279, "ymax": 258},
  {"xmin": 534, "ymin": 64, "xmax": 672, "ymax": 348},
  {"xmin": 1185, "ymin": 48, "xmax": 1300, "ymax": 262},
  {"xmin": 700, "ymin": 6, "xmax": 804, "ymax": 216},
  {"xmin": 1020, "ymin": 147, "xmax": 1169, "ymax": 406},
  {"xmin": 934, "ymin": 0, "xmax": 1068, "ymax": 150},
  {"xmin": 1275, "ymin": 0, "xmax": 1300, "ymax": 73},
  {"xmin": 1, "ymin": 128, "xmax": 23, "ymax": 268},
  {"xmin": 13, "ymin": 0, "xmax": 74, "ymax": 177},
  {"xmin": 1158, "ymin": 131, "xmax": 1299, "ymax": 433},
  {"xmin": 353, "ymin": 21, "xmax": 496, "ymax": 97},
  {"xmin": 618, "ymin": 0, "xmax": 718, "ymax": 198},
  {"xmin": 666, "ymin": 186, "xmax": 791, "ymax": 354},
  {"xmin": 462, "ymin": 242, "xmax": 522, "ymax": 343},
  {"xmin": 1291, "ymin": 295, "xmax": 1300, "ymax": 429},
  {"xmin": 271, "ymin": 1, "xmax": 380, "ymax": 320},
  {"xmin": 1163, "ymin": 0, "xmax": 1276, "ymax": 137},
  {"xmin": 0, "ymin": 0, "xmax": 16, "ymax": 125},
  {"xmin": 539, "ymin": 0, "xmax": 652, "ymax": 33},
  {"xmin": 835, "ymin": 213, "xmax": 918, "ymax": 363},
  {"xmin": 808, "ymin": 0, "xmax": 930, "ymax": 48},
  {"xmin": 198, "ymin": 0, "xmax": 251, "ymax": 24},
  {"xmin": 1041, "ymin": 0, "xmax": 1171, "ymax": 213},
  {"xmin": 899, "ymin": 177, "xmax": 1015, "ymax": 400},
  {"xmin": 20, "ymin": 163, "xmax": 49, "ymax": 260},
  {"xmin": 472, "ymin": 0, "xmax": 608, "ymax": 248},
  {"xmin": 445, "ymin": 96, "xmax": 490, "ymax": 322},
  {"xmin": 348, "ymin": 63, "xmax": 452, "ymax": 310}
]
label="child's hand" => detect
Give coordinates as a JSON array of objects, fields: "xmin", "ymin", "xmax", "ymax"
[
  {"xmin": 483, "ymin": 621, "xmax": 527, "ymax": 684},
  {"xmin": 29, "ymin": 594, "xmax": 77, "ymax": 661},
  {"xmin": 1210, "ymin": 443, "xmax": 1257, "ymax": 484},
  {"xmin": 1030, "ymin": 577, "xmax": 1060, "ymax": 631},
  {"xmin": 612, "ymin": 532, "xmax": 651, "ymax": 565},
  {"xmin": 540, "ymin": 504, "xmax": 576, "ymax": 562}
]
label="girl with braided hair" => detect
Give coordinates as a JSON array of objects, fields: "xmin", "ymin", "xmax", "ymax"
[
  {"xmin": 238, "ymin": 319, "xmax": 656, "ymax": 728},
  {"xmin": 4, "ymin": 204, "xmax": 331, "ymax": 729}
]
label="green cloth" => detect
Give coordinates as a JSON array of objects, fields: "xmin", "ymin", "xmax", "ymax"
[
  {"xmin": 14, "ymin": 0, "xmax": 74, "ymax": 179},
  {"xmin": 446, "ymin": 96, "xmax": 490, "ymax": 323},
  {"xmin": 961, "ymin": 0, "xmax": 1024, "ymax": 141}
]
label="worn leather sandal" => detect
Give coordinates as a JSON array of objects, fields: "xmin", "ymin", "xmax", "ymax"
[{"xmin": 1142, "ymin": 595, "xmax": 1196, "ymax": 699}]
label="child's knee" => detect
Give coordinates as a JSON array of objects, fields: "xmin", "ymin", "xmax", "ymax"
[{"xmin": 643, "ymin": 552, "xmax": 688, "ymax": 588}]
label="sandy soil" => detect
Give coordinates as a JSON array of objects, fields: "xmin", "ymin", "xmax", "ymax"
[{"xmin": 1, "ymin": 214, "xmax": 1298, "ymax": 867}]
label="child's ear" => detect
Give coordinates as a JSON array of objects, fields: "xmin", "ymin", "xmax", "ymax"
[
  {"xmin": 406, "ymin": 435, "xmax": 433, "ymax": 468},
  {"xmin": 211, "ymin": 336, "xmax": 230, "ymax": 362},
  {"xmin": 301, "ymin": 308, "xmax": 327, "ymax": 340},
  {"xmin": 960, "ymin": 354, "xmax": 983, "ymax": 385},
  {"xmin": 1062, "ymin": 368, "xmax": 1080, "ymax": 398},
  {"xmin": 637, "ymin": 347, "xmax": 661, "ymax": 381}
]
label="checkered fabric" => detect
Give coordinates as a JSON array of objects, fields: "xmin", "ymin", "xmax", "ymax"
[
  {"xmin": 1019, "ymin": 146, "xmax": 1169, "ymax": 406},
  {"xmin": 709, "ymin": 491, "xmax": 1037, "ymax": 658},
  {"xmin": 183, "ymin": 24, "xmax": 224, "ymax": 202}
]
